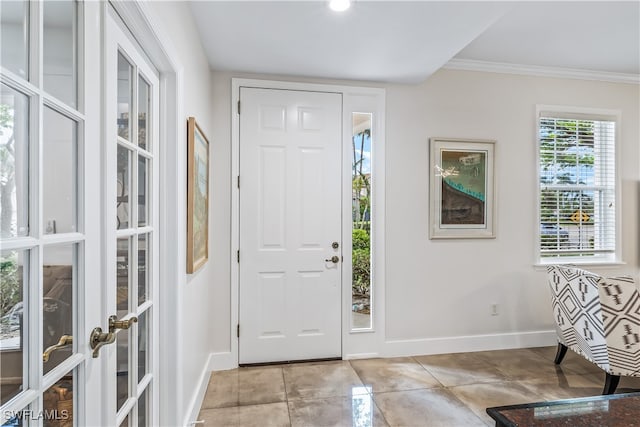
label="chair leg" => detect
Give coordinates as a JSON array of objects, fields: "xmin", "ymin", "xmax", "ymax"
[
  {"xmin": 603, "ymin": 373, "xmax": 620, "ymax": 395},
  {"xmin": 554, "ymin": 343, "xmax": 568, "ymax": 365}
]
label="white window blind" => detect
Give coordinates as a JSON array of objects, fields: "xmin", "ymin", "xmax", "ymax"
[{"xmin": 538, "ymin": 113, "xmax": 616, "ymax": 260}]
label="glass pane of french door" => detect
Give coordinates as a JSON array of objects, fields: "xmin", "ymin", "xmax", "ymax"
[
  {"xmin": 0, "ymin": 1, "xmax": 29, "ymax": 79},
  {"xmin": 0, "ymin": 249, "xmax": 27, "ymax": 407},
  {"xmin": 42, "ymin": 244, "xmax": 76, "ymax": 376},
  {"xmin": 0, "ymin": 83, "xmax": 29, "ymax": 238},
  {"xmin": 43, "ymin": 0, "xmax": 77, "ymax": 108}
]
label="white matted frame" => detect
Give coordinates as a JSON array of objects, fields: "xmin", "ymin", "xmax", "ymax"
[{"xmin": 429, "ymin": 137, "xmax": 496, "ymax": 239}]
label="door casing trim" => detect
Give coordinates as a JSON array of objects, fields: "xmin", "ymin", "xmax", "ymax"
[{"xmin": 231, "ymin": 78, "xmax": 386, "ymax": 367}]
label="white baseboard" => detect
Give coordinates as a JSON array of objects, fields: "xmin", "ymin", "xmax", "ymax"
[
  {"xmin": 184, "ymin": 353, "xmax": 214, "ymax": 427},
  {"xmin": 199, "ymin": 332, "xmax": 555, "ymax": 381},
  {"xmin": 209, "ymin": 351, "xmax": 237, "ymax": 371},
  {"xmin": 381, "ymin": 330, "xmax": 557, "ymax": 358}
]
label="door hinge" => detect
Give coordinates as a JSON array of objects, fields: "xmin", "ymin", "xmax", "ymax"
[
  {"xmin": 237, "ymin": 324, "xmax": 240, "ymax": 338},
  {"xmin": 237, "ymin": 100, "xmax": 241, "ymax": 115},
  {"xmin": 237, "ymin": 250, "xmax": 240, "ymax": 263},
  {"xmin": 237, "ymin": 176, "xmax": 240, "ymax": 189}
]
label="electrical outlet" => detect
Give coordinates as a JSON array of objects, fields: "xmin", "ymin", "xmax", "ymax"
[{"xmin": 491, "ymin": 303, "xmax": 499, "ymax": 316}]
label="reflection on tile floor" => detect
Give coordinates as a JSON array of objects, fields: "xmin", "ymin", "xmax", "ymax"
[{"xmin": 197, "ymin": 346, "xmax": 640, "ymax": 426}]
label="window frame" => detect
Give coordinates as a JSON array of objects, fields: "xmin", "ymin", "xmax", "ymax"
[{"xmin": 535, "ymin": 105, "xmax": 622, "ymax": 266}]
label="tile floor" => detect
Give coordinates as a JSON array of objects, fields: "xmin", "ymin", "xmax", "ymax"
[{"xmin": 197, "ymin": 346, "xmax": 640, "ymax": 426}]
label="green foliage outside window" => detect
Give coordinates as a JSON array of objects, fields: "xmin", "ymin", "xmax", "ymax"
[
  {"xmin": 352, "ymin": 126, "xmax": 371, "ymax": 298},
  {"xmin": 352, "ymin": 229, "xmax": 370, "ymax": 296},
  {"xmin": 1, "ymin": 254, "xmax": 20, "ymax": 321},
  {"xmin": 539, "ymin": 119, "xmax": 596, "ymax": 226},
  {"xmin": 539, "ymin": 116, "xmax": 612, "ymax": 255}
]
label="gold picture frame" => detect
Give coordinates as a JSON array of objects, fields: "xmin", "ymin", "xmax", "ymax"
[{"xmin": 187, "ymin": 117, "xmax": 210, "ymax": 273}]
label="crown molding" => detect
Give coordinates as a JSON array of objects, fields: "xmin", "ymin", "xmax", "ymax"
[{"xmin": 443, "ymin": 59, "xmax": 640, "ymax": 85}]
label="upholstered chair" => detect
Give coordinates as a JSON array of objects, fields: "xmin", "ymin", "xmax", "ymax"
[{"xmin": 547, "ymin": 264, "xmax": 640, "ymax": 394}]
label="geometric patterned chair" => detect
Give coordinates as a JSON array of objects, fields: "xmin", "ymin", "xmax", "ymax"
[{"xmin": 547, "ymin": 265, "xmax": 640, "ymax": 394}]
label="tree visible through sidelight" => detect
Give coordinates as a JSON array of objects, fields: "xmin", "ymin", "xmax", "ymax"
[{"xmin": 352, "ymin": 113, "xmax": 372, "ymax": 329}]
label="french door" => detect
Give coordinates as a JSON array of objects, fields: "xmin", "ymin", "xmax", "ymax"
[
  {"xmin": 101, "ymin": 7, "xmax": 160, "ymax": 427},
  {"xmin": 0, "ymin": 3, "xmax": 159, "ymax": 426},
  {"xmin": 1, "ymin": 1, "xmax": 89, "ymax": 425},
  {"xmin": 238, "ymin": 87, "xmax": 343, "ymax": 364}
]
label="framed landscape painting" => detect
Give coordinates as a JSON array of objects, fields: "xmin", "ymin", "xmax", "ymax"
[
  {"xmin": 187, "ymin": 117, "xmax": 210, "ymax": 273},
  {"xmin": 429, "ymin": 138, "xmax": 496, "ymax": 239}
]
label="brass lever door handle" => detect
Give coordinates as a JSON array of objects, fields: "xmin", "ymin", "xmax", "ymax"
[
  {"xmin": 89, "ymin": 327, "xmax": 114, "ymax": 358},
  {"xmin": 109, "ymin": 315, "xmax": 137, "ymax": 332},
  {"xmin": 43, "ymin": 335, "xmax": 73, "ymax": 362},
  {"xmin": 90, "ymin": 315, "xmax": 138, "ymax": 358}
]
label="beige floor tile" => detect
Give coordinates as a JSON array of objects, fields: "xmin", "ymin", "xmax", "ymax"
[
  {"xmin": 563, "ymin": 356, "xmax": 609, "ymax": 376},
  {"xmin": 198, "ymin": 402, "xmax": 290, "ymax": 427},
  {"xmin": 284, "ymin": 361, "xmax": 366, "ymax": 400},
  {"xmin": 288, "ymin": 395, "xmax": 389, "ymax": 427},
  {"xmin": 373, "ymin": 388, "xmax": 486, "ymax": 427},
  {"xmin": 415, "ymin": 353, "xmax": 509, "ymax": 387},
  {"xmin": 529, "ymin": 345, "xmax": 605, "ymax": 375},
  {"xmin": 519, "ymin": 373, "xmax": 603, "ymax": 400},
  {"xmin": 473, "ymin": 348, "xmax": 573, "ymax": 380},
  {"xmin": 529, "ymin": 345, "xmax": 563, "ymax": 361},
  {"xmin": 349, "ymin": 357, "xmax": 441, "ymax": 392},
  {"xmin": 581, "ymin": 371, "xmax": 616, "ymax": 390},
  {"xmin": 201, "ymin": 367, "xmax": 286, "ymax": 409},
  {"xmin": 449, "ymin": 381, "xmax": 545, "ymax": 425},
  {"xmin": 473, "ymin": 347, "xmax": 544, "ymax": 363},
  {"xmin": 616, "ymin": 375, "xmax": 640, "ymax": 393},
  {"xmin": 576, "ymin": 371, "xmax": 640, "ymax": 393},
  {"xmin": 530, "ymin": 346, "xmax": 640, "ymax": 390},
  {"xmin": 198, "ymin": 348, "xmax": 640, "ymax": 426}
]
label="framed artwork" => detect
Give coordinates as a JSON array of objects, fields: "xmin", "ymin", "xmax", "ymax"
[
  {"xmin": 187, "ymin": 117, "xmax": 210, "ymax": 273},
  {"xmin": 429, "ymin": 138, "xmax": 496, "ymax": 239}
]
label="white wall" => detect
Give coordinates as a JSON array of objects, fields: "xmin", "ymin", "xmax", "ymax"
[
  {"xmin": 209, "ymin": 69, "xmax": 639, "ymax": 356},
  {"xmin": 142, "ymin": 2, "xmax": 216, "ymax": 424},
  {"xmin": 209, "ymin": 74, "xmax": 233, "ymax": 353},
  {"xmin": 384, "ymin": 70, "xmax": 639, "ymax": 344}
]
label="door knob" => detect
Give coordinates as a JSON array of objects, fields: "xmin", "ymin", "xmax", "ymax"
[
  {"xmin": 90, "ymin": 315, "xmax": 137, "ymax": 358},
  {"xmin": 325, "ymin": 255, "xmax": 340, "ymax": 263}
]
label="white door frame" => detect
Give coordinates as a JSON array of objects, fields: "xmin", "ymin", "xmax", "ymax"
[
  {"xmin": 101, "ymin": 2, "xmax": 185, "ymax": 426},
  {"xmin": 231, "ymin": 79, "xmax": 386, "ymax": 367}
]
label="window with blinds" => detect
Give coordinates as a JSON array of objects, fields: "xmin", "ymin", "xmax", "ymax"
[{"xmin": 538, "ymin": 112, "xmax": 617, "ymax": 261}]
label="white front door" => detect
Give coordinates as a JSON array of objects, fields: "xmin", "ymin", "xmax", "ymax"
[{"xmin": 238, "ymin": 88, "xmax": 342, "ymax": 364}]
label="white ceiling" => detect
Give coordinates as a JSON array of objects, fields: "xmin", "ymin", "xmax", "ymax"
[
  {"xmin": 455, "ymin": 2, "xmax": 640, "ymax": 75},
  {"xmin": 189, "ymin": 1, "xmax": 640, "ymax": 84}
]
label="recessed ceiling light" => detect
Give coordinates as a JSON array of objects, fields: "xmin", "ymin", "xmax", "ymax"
[{"xmin": 329, "ymin": 0, "xmax": 351, "ymax": 12}]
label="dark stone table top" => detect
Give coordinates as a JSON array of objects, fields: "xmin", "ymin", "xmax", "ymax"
[{"xmin": 486, "ymin": 392, "xmax": 640, "ymax": 427}]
